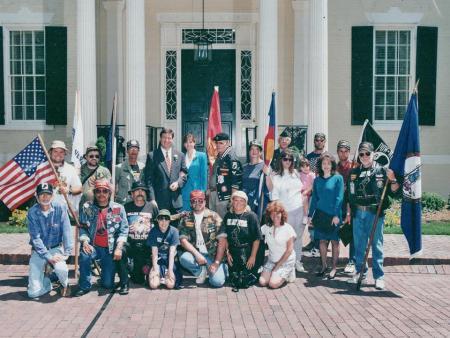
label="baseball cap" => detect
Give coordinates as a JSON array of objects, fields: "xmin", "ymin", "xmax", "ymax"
[{"xmin": 36, "ymin": 183, "xmax": 53, "ymax": 196}]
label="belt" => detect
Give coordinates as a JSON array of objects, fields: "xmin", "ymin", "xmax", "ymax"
[{"xmin": 355, "ymin": 205, "xmax": 377, "ymax": 213}]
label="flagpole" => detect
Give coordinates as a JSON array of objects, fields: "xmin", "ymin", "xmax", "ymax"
[
  {"xmin": 37, "ymin": 134, "xmax": 82, "ymax": 277},
  {"xmin": 356, "ymin": 180, "xmax": 390, "ymax": 291},
  {"xmin": 111, "ymin": 93, "xmax": 118, "ymax": 200}
]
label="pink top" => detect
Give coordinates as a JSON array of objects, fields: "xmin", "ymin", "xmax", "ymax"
[{"xmin": 300, "ymin": 171, "xmax": 315, "ymax": 191}]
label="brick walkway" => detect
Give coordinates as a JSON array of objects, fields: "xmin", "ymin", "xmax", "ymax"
[
  {"xmin": 0, "ymin": 263, "xmax": 449, "ymax": 337},
  {"xmin": 2, "ymin": 231, "xmax": 450, "ymax": 265}
]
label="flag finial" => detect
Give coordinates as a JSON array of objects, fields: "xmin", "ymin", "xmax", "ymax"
[{"xmin": 413, "ymin": 79, "xmax": 420, "ymax": 94}]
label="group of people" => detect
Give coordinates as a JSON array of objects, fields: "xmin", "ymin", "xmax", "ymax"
[{"xmin": 26, "ymin": 127, "xmax": 399, "ymax": 299}]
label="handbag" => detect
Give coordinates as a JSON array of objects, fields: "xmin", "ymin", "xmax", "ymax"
[
  {"xmin": 311, "ymin": 209, "xmax": 336, "ymax": 233},
  {"xmin": 339, "ymin": 222, "xmax": 353, "ymax": 246}
]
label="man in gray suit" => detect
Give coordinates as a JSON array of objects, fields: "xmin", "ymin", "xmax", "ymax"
[{"xmin": 144, "ymin": 128, "xmax": 188, "ymax": 215}]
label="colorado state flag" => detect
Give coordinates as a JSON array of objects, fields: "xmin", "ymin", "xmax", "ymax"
[{"xmin": 263, "ymin": 92, "xmax": 276, "ymax": 166}]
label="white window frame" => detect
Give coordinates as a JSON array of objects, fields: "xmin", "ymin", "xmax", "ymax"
[
  {"xmin": 372, "ymin": 25, "xmax": 416, "ymax": 131},
  {"xmin": 1, "ymin": 25, "xmax": 53, "ymax": 131}
]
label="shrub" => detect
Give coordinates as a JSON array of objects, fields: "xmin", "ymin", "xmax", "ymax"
[
  {"xmin": 384, "ymin": 200, "xmax": 400, "ymax": 228},
  {"xmin": 8, "ymin": 208, "xmax": 28, "ymax": 228},
  {"xmin": 96, "ymin": 136, "xmax": 107, "ymax": 166},
  {"xmin": 422, "ymin": 192, "xmax": 446, "ymax": 212}
]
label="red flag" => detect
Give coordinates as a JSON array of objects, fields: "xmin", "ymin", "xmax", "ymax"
[
  {"xmin": 0, "ymin": 137, "xmax": 57, "ymax": 210},
  {"xmin": 206, "ymin": 86, "xmax": 222, "ymax": 171},
  {"xmin": 264, "ymin": 92, "xmax": 276, "ymax": 166}
]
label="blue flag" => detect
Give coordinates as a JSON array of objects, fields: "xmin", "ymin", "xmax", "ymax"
[{"xmin": 390, "ymin": 93, "xmax": 422, "ymax": 258}]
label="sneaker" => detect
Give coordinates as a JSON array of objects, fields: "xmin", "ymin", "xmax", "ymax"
[
  {"xmin": 295, "ymin": 261, "xmax": 305, "ymax": 272},
  {"xmin": 287, "ymin": 269, "xmax": 296, "ymax": 283},
  {"xmin": 375, "ymin": 278, "xmax": 385, "ymax": 290},
  {"xmin": 344, "ymin": 262, "xmax": 355, "ymax": 274},
  {"xmin": 310, "ymin": 248, "xmax": 320, "ymax": 257},
  {"xmin": 347, "ymin": 274, "xmax": 366, "ymax": 284},
  {"xmin": 196, "ymin": 266, "xmax": 208, "ymax": 284}
]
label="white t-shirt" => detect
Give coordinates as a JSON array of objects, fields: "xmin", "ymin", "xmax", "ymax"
[
  {"xmin": 270, "ymin": 170, "xmax": 303, "ymax": 212},
  {"xmin": 194, "ymin": 211, "xmax": 207, "ymax": 254},
  {"xmin": 53, "ymin": 162, "xmax": 82, "ymax": 211},
  {"xmin": 261, "ymin": 223, "xmax": 297, "ymax": 262}
]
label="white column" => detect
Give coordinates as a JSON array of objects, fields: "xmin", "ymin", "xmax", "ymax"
[
  {"xmin": 292, "ymin": 0, "xmax": 309, "ymax": 125},
  {"xmin": 77, "ymin": 0, "xmax": 97, "ymax": 146},
  {"xmin": 257, "ymin": 0, "xmax": 278, "ymax": 140},
  {"xmin": 307, "ymin": 0, "xmax": 328, "ymax": 151},
  {"xmin": 103, "ymin": 1, "xmax": 124, "ymax": 125},
  {"xmin": 125, "ymin": 0, "xmax": 146, "ymax": 156}
]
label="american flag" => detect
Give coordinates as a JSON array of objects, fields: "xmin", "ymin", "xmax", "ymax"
[{"xmin": 0, "ymin": 137, "xmax": 56, "ymax": 210}]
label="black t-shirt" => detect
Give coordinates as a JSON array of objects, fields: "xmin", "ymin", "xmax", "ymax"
[
  {"xmin": 219, "ymin": 211, "xmax": 262, "ymax": 249},
  {"xmin": 124, "ymin": 201, "xmax": 159, "ymax": 244}
]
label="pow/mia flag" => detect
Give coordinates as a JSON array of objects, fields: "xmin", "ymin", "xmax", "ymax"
[{"xmin": 360, "ymin": 120, "xmax": 392, "ymax": 167}]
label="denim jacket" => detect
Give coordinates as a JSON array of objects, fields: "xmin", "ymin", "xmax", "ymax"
[
  {"xmin": 27, "ymin": 202, "xmax": 74, "ymax": 260},
  {"xmin": 79, "ymin": 200, "xmax": 129, "ymax": 254}
]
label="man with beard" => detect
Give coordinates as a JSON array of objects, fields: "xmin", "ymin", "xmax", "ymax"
[
  {"xmin": 115, "ymin": 139, "xmax": 145, "ymax": 205},
  {"xmin": 270, "ymin": 131, "xmax": 292, "ymax": 171},
  {"xmin": 79, "ymin": 146, "xmax": 111, "ymax": 207},
  {"xmin": 27, "ymin": 183, "xmax": 73, "ymax": 298},
  {"xmin": 306, "ymin": 133, "xmax": 327, "ymax": 175},
  {"xmin": 124, "ymin": 181, "xmax": 158, "ymax": 284},
  {"xmin": 49, "ymin": 140, "xmax": 82, "ymax": 211},
  {"xmin": 73, "ymin": 180, "xmax": 129, "ymax": 296},
  {"xmin": 178, "ymin": 190, "xmax": 227, "ymax": 287}
]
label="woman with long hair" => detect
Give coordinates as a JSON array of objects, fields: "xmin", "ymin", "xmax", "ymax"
[{"xmin": 307, "ymin": 152, "xmax": 344, "ymax": 279}]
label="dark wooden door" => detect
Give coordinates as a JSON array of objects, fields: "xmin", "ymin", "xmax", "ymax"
[{"xmin": 181, "ymin": 49, "xmax": 235, "ymax": 152}]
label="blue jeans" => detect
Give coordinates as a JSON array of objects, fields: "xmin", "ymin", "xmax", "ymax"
[
  {"xmin": 79, "ymin": 246, "xmax": 126, "ymax": 290},
  {"xmin": 179, "ymin": 251, "xmax": 228, "ymax": 288},
  {"xmin": 348, "ymin": 238, "xmax": 356, "ymax": 263},
  {"xmin": 28, "ymin": 247, "xmax": 69, "ymax": 298},
  {"xmin": 353, "ymin": 209, "xmax": 384, "ymax": 280}
]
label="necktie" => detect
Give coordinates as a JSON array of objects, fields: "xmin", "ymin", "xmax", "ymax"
[{"xmin": 165, "ymin": 151, "xmax": 172, "ymax": 172}]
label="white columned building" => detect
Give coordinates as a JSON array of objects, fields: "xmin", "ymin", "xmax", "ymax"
[
  {"xmin": 257, "ymin": 0, "xmax": 278, "ymax": 139},
  {"xmin": 125, "ymin": 0, "xmax": 147, "ymax": 156},
  {"xmin": 307, "ymin": 0, "xmax": 328, "ymax": 150},
  {"xmin": 292, "ymin": 0, "xmax": 309, "ymax": 126},
  {"xmin": 102, "ymin": 0, "xmax": 125, "ymax": 125},
  {"xmin": 77, "ymin": 0, "xmax": 98, "ymax": 146}
]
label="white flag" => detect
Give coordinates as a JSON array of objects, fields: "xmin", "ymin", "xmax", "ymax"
[{"xmin": 71, "ymin": 91, "xmax": 84, "ymax": 169}]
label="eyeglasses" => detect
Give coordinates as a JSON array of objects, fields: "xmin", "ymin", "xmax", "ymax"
[
  {"xmin": 88, "ymin": 154, "xmax": 100, "ymax": 159},
  {"xmin": 158, "ymin": 217, "xmax": 171, "ymax": 221},
  {"xmin": 359, "ymin": 152, "xmax": 371, "ymax": 157},
  {"xmin": 191, "ymin": 199, "xmax": 205, "ymax": 204},
  {"xmin": 282, "ymin": 157, "xmax": 293, "ymax": 162},
  {"xmin": 94, "ymin": 189, "xmax": 110, "ymax": 194}
]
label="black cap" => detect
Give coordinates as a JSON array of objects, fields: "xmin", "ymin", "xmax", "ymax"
[
  {"xmin": 36, "ymin": 183, "xmax": 53, "ymax": 196},
  {"xmin": 126, "ymin": 139, "xmax": 140, "ymax": 150},
  {"xmin": 279, "ymin": 130, "xmax": 290, "ymax": 138},
  {"xmin": 358, "ymin": 142, "xmax": 374, "ymax": 153},
  {"xmin": 129, "ymin": 181, "xmax": 149, "ymax": 194},
  {"xmin": 248, "ymin": 139, "xmax": 262, "ymax": 150},
  {"xmin": 213, "ymin": 133, "xmax": 230, "ymax": 142}
]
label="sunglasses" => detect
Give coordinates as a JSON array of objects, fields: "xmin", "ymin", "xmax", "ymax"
[
  {"xmin": 94, "ymin": 189, "xmax": 110, "ymax": 194},
  {"xmin": 88, "ymin": 154, "xmax": 100, "ymax": 159},
  {"xmin": 314, "ymin": 138, "xmax": 325, "ymax": 142},
  {"xmin": 282, "ymin": 157, "xmax": 293, "ymax": 162},
  {"xmin": 359, "ymin": 152, "xmax": 371, "ymax": 157},
  {"xmin": 191, "ymin": 199, "xmax": 205, "ymax": 204},
  {"xmin": 158, "ymin": 216, "xmax": 171, "ymax": 221}
]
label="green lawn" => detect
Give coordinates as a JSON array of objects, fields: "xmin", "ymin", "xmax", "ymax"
[
  {"xmin": 384, "ymin": 221, "xmax": 450, "ymax": 236},
  {"xmin": 0, "ymin": 222, "xmax": 28, "ymax": 234}
]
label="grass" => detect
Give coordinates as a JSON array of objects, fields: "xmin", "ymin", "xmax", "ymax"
[
  {"xmin": 0, "ymin": 222, "xmax": 28, "ymax": 234},
  {"xmin": 384, "ymin": 221, "xmax": 450, "ymax": 236}
]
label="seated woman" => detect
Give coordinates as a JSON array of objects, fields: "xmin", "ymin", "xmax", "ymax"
[
  {"xmin": 146, "ymin": 209, "xmax": 182, "ymax": 289},
  {"xmin": 260, "ymin": 201, "xmax": 297, "ymax": 289},
  {"xmin": 220, "ymin": 191, "xmax": 263, "ymax": 292}
]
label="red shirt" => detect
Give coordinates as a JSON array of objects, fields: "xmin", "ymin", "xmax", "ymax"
[
  {"xmin": 337, "ymin": 160, "xmax": 353, "ymax": 185},
  {"xmin": 94, "ymin": 208, "xmax": 109, "ymax": 248}
]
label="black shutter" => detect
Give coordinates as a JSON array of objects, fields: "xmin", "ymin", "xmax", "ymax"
[
  {"xmin": 416, "ymin": 26, "xmax": 437, "ymax": 126},
  {"xmin": 45, "ymin": 26, "xmax": 67, "ymax": 125},
  {"xmin": 351, "ymin": 26, "xmax": 373, "ymax": 125},
  {"xmin": 0, "ymin": 27, "xmax": 4, "ymax": 125}
]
